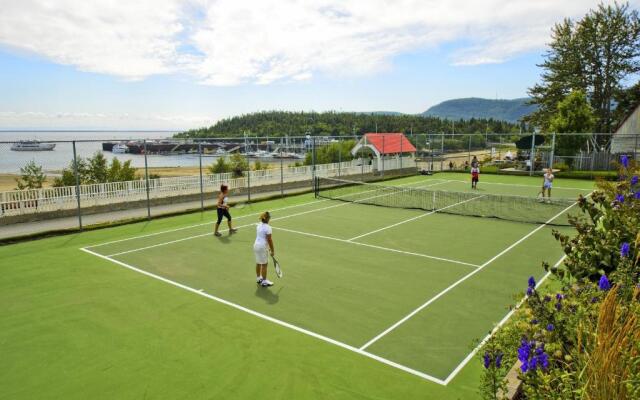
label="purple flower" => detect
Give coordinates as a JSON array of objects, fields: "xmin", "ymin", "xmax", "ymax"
[
  {"xmin": 527, "ymin": 287, "xmax": 534, "ymax": 296},
  {"xmin": 495, "ymin": 352, "xmax": 503, "ymax": 368},
  {"xmin": 599, "ymin": 275, "xmax": 611, "ymax": 291},
  {"xmin": 543, "ymin": 295, "xmax": 551, "ymax": 303},
  {"xmin": 528, "ymin": 276, "xmax": 536, "ymax": 289},
  {"xmin": 555, "ymin": 293, "xmax": 564, "ymax": 301},
  {"xmin": 621, "ymin": 155, "xmax": 629, "ymax": 168},
  {"xmin": 621, "ymin": 242, "xmax": 630, "ymax": 258},
  {"xmin": 615, "ymin": 194, "xmax": 625, "ymax": 203},
  {"xmin": 555, "ymin": 302, "xmax": 562, "ymax": 311},
  {"xmin": 531, "ymin": 319, "xmax": 539, "ymax": 325},
  {"xmin": 546, "ymin": 323, "xmax": 554, "ymax": 331},
  {"xmin": 632, "ymin": 175, "xmax": 639, "ymax": 186},
  {"xmin": 483, "ymin": 352, "xmax": 491, "ymax": 369},
  {"xmin": 518, "ymin": 339, "xmax": 532, "ymax": 364},
  {"xmin": 635, "ymin": 191, "xmax": 640, "ymax": 200},
  {"xmin": 591, "ymin": 296, "xmax": 599, "ymax": 303},
  {"xmin": 538, "ymin": 351, "xmax": 550, "ymax": 371}
]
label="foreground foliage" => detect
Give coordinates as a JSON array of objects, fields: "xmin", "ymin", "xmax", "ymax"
[{"xmin": 480, "ymin": 156, "xmax": 640, "ymax": 399}]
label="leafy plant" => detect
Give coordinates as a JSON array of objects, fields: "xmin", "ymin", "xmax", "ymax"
[{"xmin": 15, "ymin": 160, "xmax": 46, "ymax": 190}]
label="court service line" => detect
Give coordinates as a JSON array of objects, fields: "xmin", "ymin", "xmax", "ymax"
[
  {"xmin": 347, "ymin": 194, "xmax": 486, "ymax": 241},
  {"xmin": 80, "ymin": 247, "xmax": 447, "ymax": 385},
  {"xmin": 442, "ymin": 255, "xmax": 562, "ymax": 385},
  {"xmin": 358, "ymin": 197, "xmax": 583, "ymax": 351},
  {"xmin": 273, "ymin": 226, "xmax": 480, "ymax": 269},
  {"xmin": 104, "ymin": 179, "xmax": 448, "ymax": 257},
  {"xmin": 88, "ymin": 177, "xmax": 445, "ymax": 249}
]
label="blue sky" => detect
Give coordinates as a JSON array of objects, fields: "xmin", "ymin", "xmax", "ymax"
[{"xmin": 0, "ymin": 0, "xmax": 628, "ymax": 130}]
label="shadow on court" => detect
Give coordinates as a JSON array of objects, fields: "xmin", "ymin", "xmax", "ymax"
[{"xmin": 255, "ymin": 286, "xmax": 280, "ymax": 304}]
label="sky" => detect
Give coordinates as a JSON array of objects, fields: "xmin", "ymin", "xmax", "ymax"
[{"xmin": 0, "ymin": 0, "xmax": 635, "ymax": 131}]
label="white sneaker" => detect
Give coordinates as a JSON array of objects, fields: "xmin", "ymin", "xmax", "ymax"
[
  {"xmin": 256, "ymin": 276, "xmax": 264, "ymax": 284},
  {"xmin": 261, "ymin": 279, "xmax": 274, "ymax": 287}
]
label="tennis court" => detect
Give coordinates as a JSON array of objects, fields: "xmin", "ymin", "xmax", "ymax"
[{"xmin": 81, "ymin": 172, "xmax": 593, "ymax": 384}]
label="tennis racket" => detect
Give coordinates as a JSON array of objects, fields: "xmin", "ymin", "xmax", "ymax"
[
  {"xmin": 272, "ymin": 255, "xmax": 283, "ymax": 278},
  {"xmin": 233, "ymin": 202, "xmax": 247, "ymax": 209}
]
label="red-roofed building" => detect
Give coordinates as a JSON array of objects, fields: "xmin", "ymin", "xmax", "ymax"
[{"xmin": 351, "ymin": 132, "xmax": 416, "ymax": 158}]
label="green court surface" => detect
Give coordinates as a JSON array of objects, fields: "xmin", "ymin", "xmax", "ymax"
[{"xmin": 0, "ymin": 172, "xmax": 594, "ymax": 399}]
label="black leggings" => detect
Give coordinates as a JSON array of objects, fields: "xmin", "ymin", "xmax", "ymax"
[{"xmin": 216, "ymin": 208, "xmax": 232, "ymax": 224}]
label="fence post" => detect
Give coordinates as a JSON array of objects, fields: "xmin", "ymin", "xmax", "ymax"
[
  {"xmin": 143, "ymin": 140, "xmax": 151, "ymax": 220},
  {"xmin": 400, "ymin": 134, "xmax": 403, "ymax": 171},
  {"xmin": 440, "ymin": 132, "xmax": 444, "ymax": 171},
  {"xmin": 529, "ymin": 132, "xmax": 536, "ymax": 176},
  {"xmin": 361, "ymin": 135, "xmax": 365, "ymax": 180},
  {"xmin": 311, "ymin": 137, "xmax": 317, "ymax": 191},
  {"xmin": 247, "ymin": 158, "xmax": 251, "ymax": 203},
  {"xmin": 549, "ymin": 133, "xmax": 556, "ymax": 169},
  {"xmin": 635, "ymin": 134, "xmax": 638, "ymax": 161},
  {"xmin": 198, "ymin": 143, "xmax": 204, "ymax": 211},
  {"xmin": 381, "ymin": 135, "xmax": 385, "ymax": 176},
  {"xmin": 280, "ymin": 152, "xmax": 284, "ymax": 197},
  {"xmin": 72, "ymin": 141, "xmax": 83, "ymax": 230},
  {"xmin": 338, "ymin": 141, "xmax": 342, "ymax": 177}
]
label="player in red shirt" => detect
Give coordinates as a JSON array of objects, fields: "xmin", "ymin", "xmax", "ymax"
[{"xmin": 471, "ymin": 166, "xmax": 479, "ymax": 189}]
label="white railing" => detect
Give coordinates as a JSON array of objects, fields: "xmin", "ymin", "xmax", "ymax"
[{"xmin": 0, "ymin": 157, "xmax": 413, "ymax": 218}]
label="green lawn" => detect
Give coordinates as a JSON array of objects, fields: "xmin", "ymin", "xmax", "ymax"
[{"xmin": 0, "ymin": 172, "xmax": 595, "ymax": 399}]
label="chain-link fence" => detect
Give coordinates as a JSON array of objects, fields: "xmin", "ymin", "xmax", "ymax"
[{"xmin": 1, "ymin": 132, "xmax": 637, "ymax": 240}]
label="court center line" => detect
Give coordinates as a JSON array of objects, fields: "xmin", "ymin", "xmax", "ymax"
[
  {"xmin": 80, "ymin": 247, "xmax": 447, "ymax": 385},
  {"xmin": 358, "ymin": 196, "xmax": 585, "ymax": 351},
  {"xmin": 442, "ymin": 255, "xmax": 562, "ymax": 385},
  {"xmin": 88, "ymin": 177, "xmax": 445, "ymax": 249},
  {"xmin": 347, "ymin": 194, "xmax": 486, "ymax": 242},
  {"xmin": 103, "ymin": 179, "xmax": 449, "ymax": 258},
  {"xmin": 272, "ymin": 226, "xmax": 480, "ymax": 269}
]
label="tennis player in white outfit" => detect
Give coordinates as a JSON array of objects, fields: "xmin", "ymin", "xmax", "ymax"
[{"xmin": 254, "ymin": 212, "xmax": 275, "ymax": 287}]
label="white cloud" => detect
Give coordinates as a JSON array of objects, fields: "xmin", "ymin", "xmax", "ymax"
[{"xmin": 0, "ymin": 0, "xmax": 635, "ymax": 84}]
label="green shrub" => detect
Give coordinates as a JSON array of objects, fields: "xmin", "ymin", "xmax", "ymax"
[{"xmin": 552, "ymin": 162, "xmax": 569, "ymax": 171}]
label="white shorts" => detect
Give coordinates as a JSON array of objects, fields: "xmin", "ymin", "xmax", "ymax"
[
  {"xmin": 543, "ymin": 182, "xmax": 553, "ymax": 189},
  {"xmin": 253, "ymin": 244, "xmax": 269, "ymax": 264}
]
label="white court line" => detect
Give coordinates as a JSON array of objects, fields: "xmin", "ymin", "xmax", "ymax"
[
  {"xmin": 103, "ymin": 179, "xmax": 449, "ymax": 258},
  {"xmin": 358, "ymin": 196, "xmax": 585, "ymax": 351},
  {"xmin": 442, "ymin": 255, "xmax": 562, "ymax": 385},
  {"xmin": 273, "ymin": 226, "xmax": 480, "ymax": 269},
  {"xmin": 88, "ymin": 177, "xmax": 445, "ymax": 249},
  {"xmin": 347, "ymin": 194, "xmax": 486, "ymax": 241},
  {"xmin": 80, "ymin": 247, "xmax": 447, "ymax": 385},
  {"xmin": 439, "ymin": 179, "xmax": 593, "ymax": 192}
]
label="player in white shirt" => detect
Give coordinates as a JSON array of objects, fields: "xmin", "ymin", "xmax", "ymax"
[
  {"xmin": 254, "ymin": 212, "xmax": 275, "ymax": 287},
  {"xmin": 541, "ymin": 168, "xmax": 554, "ymax": 199}
]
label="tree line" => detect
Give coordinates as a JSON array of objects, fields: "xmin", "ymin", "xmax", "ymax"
[{"xmin": 175, "ymin": 111, "xmax": 523, "ymax": 139}]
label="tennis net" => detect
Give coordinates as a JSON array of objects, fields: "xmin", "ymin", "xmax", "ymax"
[{"xmin": 315, "ymin": 177, "xmax": 582, "ymax": 226}]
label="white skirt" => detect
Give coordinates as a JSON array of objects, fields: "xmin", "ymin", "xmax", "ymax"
[{"xmin": 253, "ymin": 244, "xmax": 268, "ymax": 264}]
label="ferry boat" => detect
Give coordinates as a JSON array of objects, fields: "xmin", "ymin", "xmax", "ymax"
[{"xmin": 10, "ymin": 140, "xmax": 56, "ymax": 151}]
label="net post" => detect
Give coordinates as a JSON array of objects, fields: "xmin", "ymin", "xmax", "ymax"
[
  {"xmin": 72, "ymin": 140, "xmax": 83, "ymax": 230},
  {"xmin": 143, "ymin": 140, "xmax": 151, "ymax": 220},
  {"xmin": 198, "ymin": 143, "xmax": 204, "ymax": 212},
  {"xmin": 529, "ymin": 131, "xmax": 536, "ymax": 177}
]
